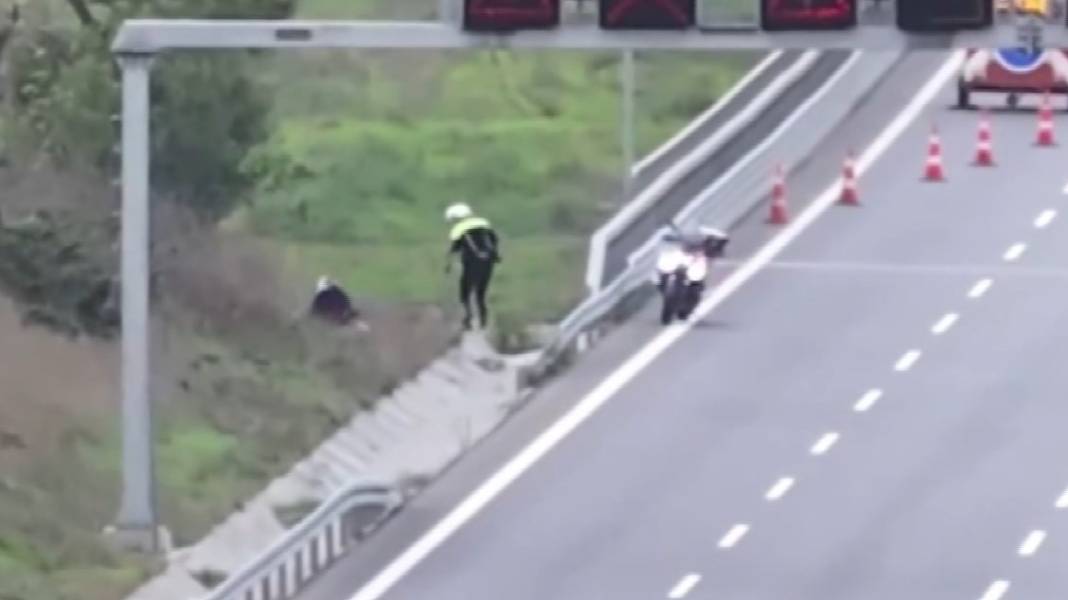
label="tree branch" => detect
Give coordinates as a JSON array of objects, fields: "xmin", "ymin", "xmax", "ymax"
[
  {"xmin": 0, "ymin": 4, "xmax": 20, "ymax": 63},
  {"xmin": 64, "ymin": 0, "xmax": 97, "ymax": 27}
]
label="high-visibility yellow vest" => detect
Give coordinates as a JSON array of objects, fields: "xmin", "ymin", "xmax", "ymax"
[
  {"xmin": 449, "ymin": 216, "xmax": 492, "ymax": 241},
  {"xmin": 1017, "ymin": 0, "xmax": 1048, "ymax": 15}
]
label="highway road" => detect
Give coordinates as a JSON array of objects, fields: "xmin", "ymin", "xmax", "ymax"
[
  {"xmin": 305, "ymin": 51, "xmax": 1068, "ymax": 600},
  {"xmin": 602, "ymin": 49, "xmax": 853, "ymax": 285}
]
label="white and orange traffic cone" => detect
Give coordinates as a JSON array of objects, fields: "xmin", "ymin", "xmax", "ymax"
[
  {"xmin": 768, "ymin": 164, "xmax": 789, "ymax": 225},
  {"xmin": 1037, "ymin": 92, "xmax": 1056, "ymax": 146},
  {"xmin": 840, "ymin": 152, "xmax": 860, "ymax": 206},
  {"xmin": 924, "ymin": 125, "xmax": 945, "ymax": 182},
  {"xmin": 974, "ymin": 113, "xmax": 995, "ymax": 166}
]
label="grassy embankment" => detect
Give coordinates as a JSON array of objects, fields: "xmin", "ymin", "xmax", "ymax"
[
  {"xmin": 239, "ymin": 0, "xmax": 759, "ymax": 346},
  {"xmin": 0, "ymin": 0, "xmax": 757, "ymax": 598}
]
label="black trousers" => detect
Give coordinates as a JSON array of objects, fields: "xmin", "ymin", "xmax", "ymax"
[{"xmin": 460, "ymin": 260, "xmax": 494, "ymax": 327}]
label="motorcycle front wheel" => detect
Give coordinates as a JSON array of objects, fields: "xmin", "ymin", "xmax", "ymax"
[{"xmin": 660, "ymin": 296, "xmax": 675, "ymax": 325}]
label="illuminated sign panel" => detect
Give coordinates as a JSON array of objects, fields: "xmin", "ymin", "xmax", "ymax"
[
  {"xmin": 463, "ymin": 0, "xmax": 560, "ymax": 31},
  {"xmin": 599, "ymin": 0, "xmax": 696, "ymax": 30},
  {"xmin": 896, "ymin": 0, "xmax": 992, "ymax": 31},
  {"xmin": 761, "ymin": 0, "xmax": 857, "ymax": 30}
]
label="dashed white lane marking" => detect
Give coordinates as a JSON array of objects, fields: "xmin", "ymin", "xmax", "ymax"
[
  {"xmin": 811, "ymin": 432, "xmax": 840, "ymax": 456},
  {"xmin": 931, "ymin": 313, "xmax": 959, "ymax": 335},
  {"xmin": 894, "ymin": 350, "xmax": 922, "ymax": 372},
  {"xmin": 719, "ymin": 524, "xmax": 750, "ymax": 549},
  {"xmin": 1062, "ymin": 181, "xmax": 1068, "ymax": 194},
  {"xmin": 979, "ymin": 580, "xmax": 1011, "ymax": 600},
  {"xmin": 346, "ymin": 51, "xmax": 967, "ymax": 600},
  {"xmin": 667, "ymin": 574, "xmax": 702, "ymax": 599},
  {"xmin": 1019, "ymin": 530, "xmax": 1047, "ymax": 557},
  {"xmin": 1004, "ymin": 243, "xmax": 1027, "ymax": 262},
  {"xmin": 765, "ymin": 477, "xmax": 796, "ymax": 501},
  {"xmin": 854, "ymin": 389, "xmax": 882, "ymax": 412},
  {"xmin": 1056, "ymin": 486, "xmax": 1068, "ymax": 509},
  {"xmin": 1035, "ymin": 209, "xmax": 1057, "ymax": 229},
  {"xmin": 969, "ymin": 278, "xmax": 994, "ymax": 299}
]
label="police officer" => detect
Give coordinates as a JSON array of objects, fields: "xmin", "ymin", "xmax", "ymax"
[{"xmin": 444, "ymin": 203, "xmax": 500, "ymax": 330}]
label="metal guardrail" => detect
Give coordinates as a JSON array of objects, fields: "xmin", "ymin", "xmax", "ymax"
[
  {"xmin": 584, "ymin": 49, "xmax": 817, "ymax": 292},
  {"xmin": 533, "ymin": 49, "xmax": 903, "ymax": 375},
  {"xmin": 198, "ymin": 483, "xmax": 401, "ymax": 600},
  {"xmin": 629, "ymin": 50, "xmax": 784, "ymax": 179},
  {"xmin": 193, "ymin": 50, "xmax": 902, "ymax": 600},
  {"xmin": 184, "ymin": 54, "xmax": 816, "ymax": 598}
]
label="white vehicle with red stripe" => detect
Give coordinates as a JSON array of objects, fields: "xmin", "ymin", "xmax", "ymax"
[{"xmin": 958, "ymin": 48, "xmax": 1068, "ymax": 109}]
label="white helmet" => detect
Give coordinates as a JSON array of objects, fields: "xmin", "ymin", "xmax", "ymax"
[{"xmin": 444, "ymin": 203, "xmax": 473, "ymax": 222}]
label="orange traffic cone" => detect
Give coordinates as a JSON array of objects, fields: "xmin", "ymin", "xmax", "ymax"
[
  {"xmin": 924, "ymin": 126, "xmax": 945, "ymax": 182},
  {"xmin": 768, "ymin": 165, "xmax": 789, "ymax": 225},
  {"xmin": 974, "ymin": 113, "xmax": 994, "ymax": 166},
  {"xmin": 840, "ymin": 152, "xmax": 860, "ymax": 206},
  {"xmin": 1037, "ymin": 92, "xmax": 1055, "ymax": 146}
]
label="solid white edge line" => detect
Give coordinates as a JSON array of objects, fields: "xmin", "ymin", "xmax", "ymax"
[
  {"xmin": 624, "ymin": 49, "xmax": 832, "ymax": 269},
  {"xmin": 667, "ymin": 573, "xmax": 702, "ymax": 599},
  {"xmin": 811, "ymin": 432, "xmax": 840, "ymax": 456},
  {"xmin": 854, "ymin": 388, "xmax": 882, "ymax": 412},
  {"xmin": 894, "ymin": 350, "xmax": 922, "ymax": 372},
  {"xmin": 1056, "ymin": 487, "xmax": 1068, "ymax": 508},
  {"xmin": 931, "ymin": 313, "xmax": 959, "ymax": 335},
  {"xmin": 969, "ymin": 278, "xmax": 994, "ymax": 299},
  {"xmin": 718, "ymin": 524, "xmax": 750, "ymax": 549},
  {"xmin": 346, "ymin": 50, "xmax": 966, "ymax": 600},
  {"xmin": 635, "ymin": 50, "xmax": 784, "ymax": 175},
  {"xmin": 979, "ymin": 579, "xmax": 1011, "ymax": 600},
  {"xmin": 765, "ymin": 477, "xmax": 796, "ymax": 501},
  {"xmin": 1003, "ymin": 243, "xmax": 1027, "ymax": 262},
  {"xmin": 668, "ymin": 49, "xmax": 865, "ymax": 239},
  {"xmin": 1019, "ymin": 530, "xmax": 1047, "ymax": 556},
  {"xmin": 587, "ymin": 49, "xmax": 818, "ymax": 290},
  {"xmin": 1035, "ymin": 209, "xmax": 1057, "ymax": 229}
]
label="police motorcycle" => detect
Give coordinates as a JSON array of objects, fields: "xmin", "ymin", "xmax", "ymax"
[{"xmin": 654, "ymin": 225, "xmax": 729, "ymax": 325}]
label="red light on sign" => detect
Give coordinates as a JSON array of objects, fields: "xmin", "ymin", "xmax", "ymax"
[
  {"xmin": 463, "ymin": 0, "xmax": 560, "ymax": 31},
  {"xmin": 761, "ymin": 0, "xmax": 856, "ymax": 30},
  {"xmin": 599, "ymin": 0, "xmax": 696, "ymax": 30}
]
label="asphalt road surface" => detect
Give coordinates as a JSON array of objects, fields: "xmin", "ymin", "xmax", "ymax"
[
  {"xmin": 602, "ymin": 49, "xmax": 853, "ymax": 285},
  {"xmin": 305, "ymin": 51, "xmax": 1068, "ymax": 600}
]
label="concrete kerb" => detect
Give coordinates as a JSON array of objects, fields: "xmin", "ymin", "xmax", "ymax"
[
  {"xmin": 128, "ymin": 50, "xmax": 896, "ymax": 600},
  {"xmin": 126, "ymin": 327, "xmax": 535, "ymax": 600}
]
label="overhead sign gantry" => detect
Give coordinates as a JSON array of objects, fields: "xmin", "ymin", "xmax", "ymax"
[{"xmin": 107, "ymin": 0, "xmax": 1063, "ymax": 554}]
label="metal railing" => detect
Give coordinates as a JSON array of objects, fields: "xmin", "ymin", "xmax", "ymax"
[
  {"xmin": 584, "ymin": 48, "xmax": 817, "ymax": 292},
  {"xmin": 185, "ymin": 55, "xmax": 811, "ymax": 598},
  {"xmin": 532, "ymin": 49, "xmax": 903, "ymax": 378},
  {"xmin": 198, "ymin": 483, "xmax": 401, "ymax": 600},
  {"xmin": 192, "ymin": 49, "xmax": 903, "ymax": 600}
]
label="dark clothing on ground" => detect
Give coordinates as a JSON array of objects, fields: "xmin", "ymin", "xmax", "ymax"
[{"xmin": 310, "ymin": 284, "xmax": 358, "ymax": 326}]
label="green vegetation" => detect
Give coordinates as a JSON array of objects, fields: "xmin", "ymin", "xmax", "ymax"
[
  {"xmin": 241, "ymin": 42, "xmax": 757, "ymax": 344},
  {"xmin": 0, "ymin": 0, "xmax": 757, "ymax": 598}
]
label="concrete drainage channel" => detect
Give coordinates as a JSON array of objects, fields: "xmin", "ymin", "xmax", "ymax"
[{"xmin": 125, "ymin": 49, "xmax": 891, "ymax": 600}]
